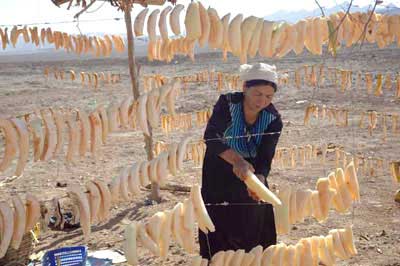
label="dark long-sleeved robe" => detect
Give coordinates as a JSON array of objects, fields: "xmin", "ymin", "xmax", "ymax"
[{"xmin": 199, "ymin": 92, "xmax": 283, "ymax": 259}]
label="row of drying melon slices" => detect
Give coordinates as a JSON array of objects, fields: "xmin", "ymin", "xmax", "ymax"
[
  {"xmin": 143, "ymin": 71, "xmax": 241, "ymax": 94},
  {"xmin": 273, "ymin": 143, "xmax": 327, "ymax": 169},
  {"xmin": 304, "ymin": 103, "xmax": 400, "ymax": 136},
  {"xmin": 177, "ymin": 70, "xmax": 212, "ymax": 84},
  {"xmin": 195, "ymin": 109, "xmax": 212, "ymax": 127},
  {"xmin": 359, "ymin": 111, "xmax": 399, "ymax": 135},
  {"xmin": 143, "ymin": 70, "xmax": 210, "ymax": 92},
  {"xmin": 0, "ymin": 133, "xmax": 206, "ymax": 257},
  {"xmin": 160, "ymin": 113, "xmax": 193, "ymax": 134},
  {"xmin": 286, "ymin": 63, "xmax": 331, "ymax": 89},
  {"xmin": 159, "ymin": 108, "xmax": 212, "ymax": 134},
  {"xmin": 275, "ymin": 143, "xmax": 350, "ymax": 170},
  {"xmin": 0, "ymin": 26, "xmax": 125, "ymax": 56},
  {"xmin": 293, "ymin": 64, "xmax": 325, "ymax": 88},
  {"xmin": 0, "ymin": 107, "xmax": 104, "ymax": 176},
  {"xmin": 44, "ymin": 68, "xmax": 122, "ymax": 87},
  {"xmin": 390, "ymin": 162, "xmax": 400, "ymax": 184},
  {"xmin": 334, "ymin": 147, "xmax": 385, "ymax": 175},
  {"xmin": 0, "ymin": 194, "xmax": 41, "ymax": 258},
  {"xmin": 273, "ymin": 161, "xmax": 360, "ymax": 236},
  {"xmin": 274, "ymin": 142, "xmax": 386, "ymax": 172},
  {"xmin": 203, "ymin": 225, "xmax": 356, "ymax": 266},
  {"xmin": 336, "ymin": 71, "xmax": 400, "ymax": 97},
  {"xmin": 293, "ymin": 67, "xmax": 400, "ymax": 100},
  {"xmin": 0, "ymin": 101, "xmax": 122, "ymax": 175},
  {"xmin": 0, "ymin": 79, "xmax": 181, "ymax": 176},
  {"xmin": 157, "ymin": 137, "xmax": 331, "ymax": 173},
  {"xmin": 361, "ymin": 111, "xmax": 399, "ymax": 139},
  {"xmin": 303, "ymin": 103, "xmax": 349, "ymax": 127},
  {"xmin": 137, "ymin": 78, "xmax": 181, "ymax": 136},
  {"xmin": 0, "ymin": 106, "xmax": 111, "ymax": 176},
  {"xmin": 274, "ymin": 140, "xmax": 389, "ymax": 181},
  {"xmin": 143, "ymin": 74, "xmax": 170, "ymax": 92},
  {"xmin": 187, "ymin": 141, "xmax": 207, "ymax": 167},
  {"xmin": 143, "ymin": 70, "xmax": 238, "ymax": 89},
  {"xmin": 355, "ymin": 72, "xmax": 399, "ymax": 95},
  {"xmin": 273, "ymin": 141, "xmax": 387, "ymax": 174},
  {"xmin": 214, "ymin": 73, "xmax": 242, "ymax": 91},
  {"xmin": 0, "ymin": 135, "xmax": 207, "ymax": 258},
  {"xmin": 292, "ymin": 64, "xmax": 400, "ymax": 92},
  {"xmin": 135, "ymin": 1, "xmax": 400, "ymax": 63},
  {"xmin": 0, "ymin": 183, "xmax": 211, "ymax": 260},
  {"xmin": 154, "ymin": 140, "xmax": 206, "ymax": 168},
  {"xmin": 110, "ymin": 135, "xmax": 193, "ymax": 197},
  {"xmin": 123, "ymin": 185, "xmax": 215, "ymax": 265},
  {"xmin": 124, "ymin": 175, "xmax": 279, "ymax": 265},
  {"xmin": 354, "ymin": 71, "xmax": 396, "ymax": 95}
]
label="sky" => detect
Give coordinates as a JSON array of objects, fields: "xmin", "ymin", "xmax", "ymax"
[{"xmin": 0, "ymin": 0, "xmax": 399, "ymax": 35}]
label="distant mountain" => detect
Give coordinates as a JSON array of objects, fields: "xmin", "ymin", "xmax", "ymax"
[{"xmin": 264, "ymin": 1, "xmax": 400, "ymax": 23}]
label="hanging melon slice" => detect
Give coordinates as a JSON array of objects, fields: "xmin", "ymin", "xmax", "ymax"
[
  {"xmin": 208, "ymin": 8, "xmax": 223, "ymax": 49},
  {"xmin": 248, "ymin": 18, "xmax": 264, "ymax": 58},
  {"xmin": 228, "ymin": 14, "xmax": 243, "ymax": 57},
  {"xmin": 294, "ymin": 19, "xmax": 307, "ymax": 55},
  {"xmin": 344, "ymin": 161, "xmax": 360, "ymax": 201},
  {"xmin": 221, "ymin": 13, "xmax": 231, "ymax": 61},
  {"xmin": 259, "ymin": 20, "xmax": 274, "ymax": 57},
  {"xmin": 197, "ymin": 2, "xmax": 210, "ymax": 47},
  {"xmin": 240, "ymin": 16, "xmax": 259, "ymax": 63},
  {"xmin": 185, "ymin": 2, "xmax": 201, "ymax": 41}
]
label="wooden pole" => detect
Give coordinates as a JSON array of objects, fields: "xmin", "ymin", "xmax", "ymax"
[
  {"xmin": 124, "ymin": 7, "xmax": 161, "ymax": 203},
  {"xmin": 124, "ymin": 8, "xmax": 140, "ymax": 99}
]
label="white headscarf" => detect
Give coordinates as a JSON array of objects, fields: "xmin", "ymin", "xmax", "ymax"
[{"xmin": 239, "ymin": 63, "xmax": 278, "ymax": 84}]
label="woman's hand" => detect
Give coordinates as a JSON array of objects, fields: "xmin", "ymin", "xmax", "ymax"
[
  {"xmin": 232, "ymin": 158, "xmax": 255, "ymax": 181},
  {"xmin": 248, "ymin": 189, "xmax": 261, "ymax": 201}
]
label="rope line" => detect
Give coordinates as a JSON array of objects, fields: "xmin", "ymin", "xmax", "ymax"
[
  {"xmin": 0, "ymin": 17, "xmax": 124, "ymax": 27},
  {"xmin": 202, "ymin": 131, "xmax": 282, "ymax": 143},
  {"xmin": 205, "ymin": 202, "xmax": 271, "ymax": 206}
]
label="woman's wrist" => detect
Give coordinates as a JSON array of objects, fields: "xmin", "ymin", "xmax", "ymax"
[
  {"xmin": 232, "ymin": 154, "xmax": 246, "ymax": 166},
  {"xmin": 220, "ymin": 149, "xmax": 244, "ymax": 166}
]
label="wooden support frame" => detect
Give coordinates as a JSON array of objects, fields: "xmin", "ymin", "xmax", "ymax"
[{"xmin": 123, "ymin": 5, "xmax": 161, "ymax": 202}]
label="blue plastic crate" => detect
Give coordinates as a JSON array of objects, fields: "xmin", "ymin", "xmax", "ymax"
[{"xmin": 42, "ymin": 246, "xmax": 87, "ymax": 266}]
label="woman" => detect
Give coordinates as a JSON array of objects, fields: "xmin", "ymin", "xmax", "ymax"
[{"xmin": 199, "ymin": 63, "xmax": 283, "ymax": 259}]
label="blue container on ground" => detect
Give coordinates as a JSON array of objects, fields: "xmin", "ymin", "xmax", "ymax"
[{"xmin": 42, "ymin": 246, "xmax": 87, "ymax": 266}]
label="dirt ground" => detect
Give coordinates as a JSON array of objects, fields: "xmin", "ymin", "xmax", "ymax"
[{"xmin": 0, "ymin": 44, "xmax": 399, "ymax": 266}]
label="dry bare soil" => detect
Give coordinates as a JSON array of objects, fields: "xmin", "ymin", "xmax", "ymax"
[{"xmin": 0, "ymin": 44, "xmax": 399, "ymax": 265}]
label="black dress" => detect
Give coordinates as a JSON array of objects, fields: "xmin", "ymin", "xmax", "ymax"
[{"xmin": 199, "ymin": 92, "xmax": 283, "ymax": 259}]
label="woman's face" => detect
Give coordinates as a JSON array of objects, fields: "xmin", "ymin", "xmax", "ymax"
[{"xmin": 243, "ymin": 84, "xmax": 275, "ymax": 113}]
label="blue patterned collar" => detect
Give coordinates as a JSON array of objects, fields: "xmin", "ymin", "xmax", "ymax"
[{"xmin": 223, "ymin": 98, "xmax": 276, "ymax": 158}]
